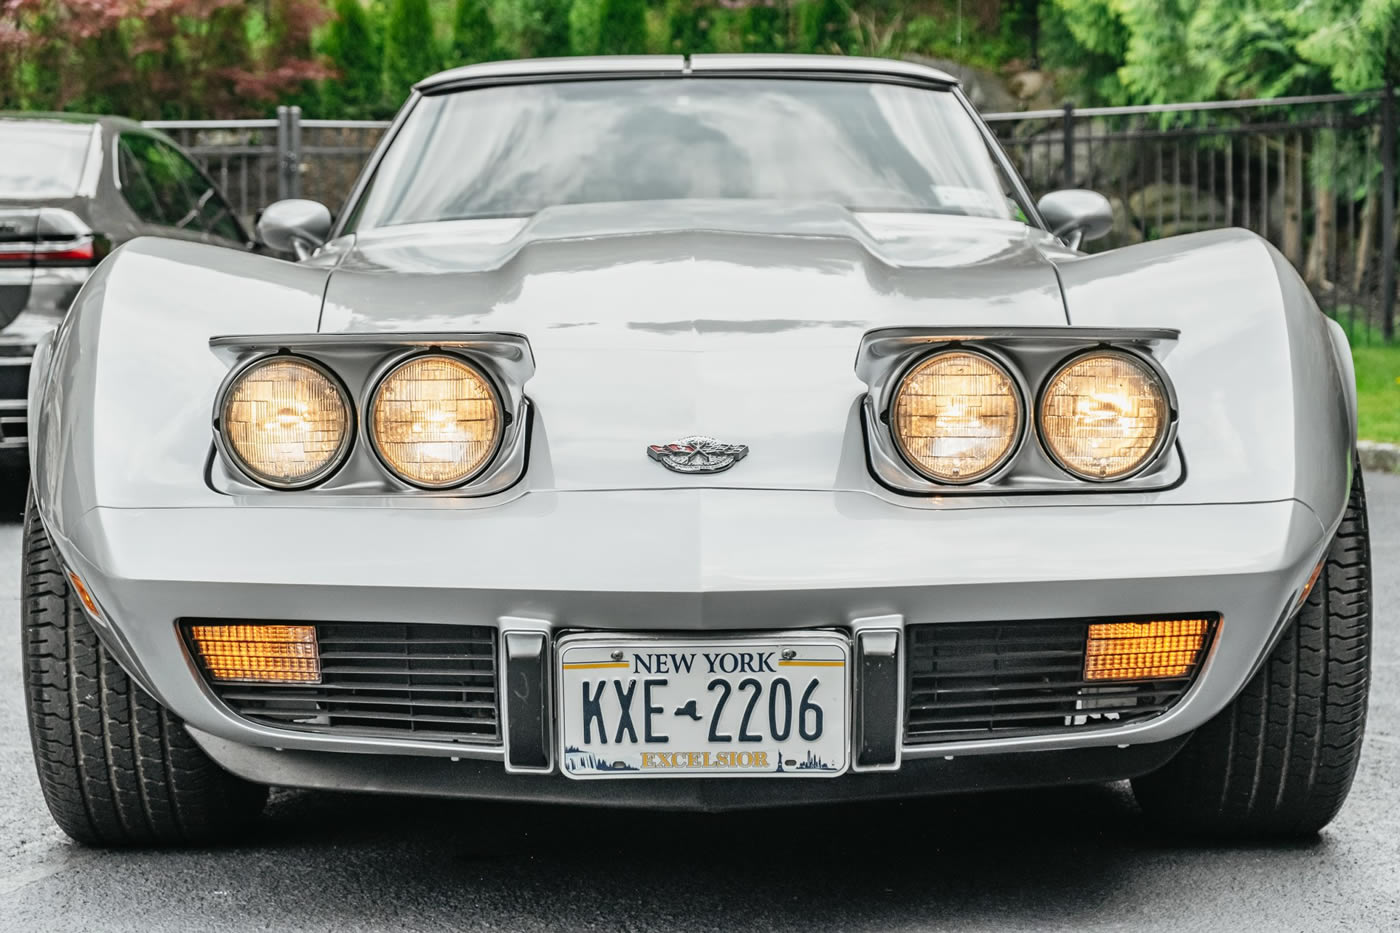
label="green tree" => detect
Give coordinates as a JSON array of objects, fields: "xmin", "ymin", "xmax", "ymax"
[
  {"xmin": 261, "ymin": 0, "xmax": 333, "ymax": 115},
  {"xmin": 71, "ymin": 27, "xmax": 133, "ymax": 116},
  {"xmin": 1127, "ymin": 0, "xmax": 1316, "ymax": 102},
  {"xmin": 796, "ymin": 0, "xmax": 853, "ymax": 53},
  {"xmin": 570, "ymin": 0, "xmax": 604, "ymax": 55},
  {"xmin": 1296, "ymin": 0, "xmax": 1400, "ymax": 287},
  {"xmin": 666, "ymin": 1, "xmax": 716, "ymax": 53},
  {"xmin": 598, "ymin": 0, "xmax": 649, "ymax": 54},
  {"xmin": 494, "ymin": 0, "xmax": 571, "ymax": 57},
  {"xmin": 1042, "ymin": 0, "xmax": 1397, "ymax": 289},
  {"xmin": 1186, "ymin": 5, "xmax": 1326, "ymax": 100},
  {"xmin": 322, "ymin": 0, "xmax": 384, "ymax": 119},
  {"xmin": 367, "ymin": 0, "xmax": 391, "ymax": 58},
  {"xmin": 384, "ymin": 0, "xmax": 441, "ymax": 103},
  {"xmin": 1046, "ymin": 0, "xmax": 1400, "ymax": 106},
  {"xmin": 1045, "ymin": 0, "xmax": 1132, "ymax": 103},
  {"xmin": 1298, "ymin": 0, "xmax": 1400, "ymax": 92},
  {"xmin": 741, "ymin": 2, "xmax": 789, "ymax": 52},
  {"xmin": 450, "ymin": 0, "xmax": 498, "ymax": 65}
]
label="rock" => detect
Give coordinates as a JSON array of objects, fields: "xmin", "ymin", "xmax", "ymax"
[
  {"xmin": 1359, "ymin": 440, "xmax": 1400, "ymax": 474},
  {"xmin": 1108, "ymin": 196, "xmax": 1144, "ymax": 246},
  {"xmin": 1008, "ymin": 70, "xmax": 1046, "ymax": 101},
  {"xmin": 904, "ymin": 55, "xmax": 1020, "ymax": 115},
  {"xmin": 1001, "ymin": 117, "xmax": 1135, "ymax": 194},
  {"xmin": 1127, "ymin": 182, "xmax": 1228, "ymax": 238},
  {"xmin": 1019, "ymin": 74, "xmax": 1064, "ymax": 112}
]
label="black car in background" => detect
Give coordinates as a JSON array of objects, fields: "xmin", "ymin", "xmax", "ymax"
[{"xmin": 0, "ymin": 114, "xmax": 255, "ymax": 457}]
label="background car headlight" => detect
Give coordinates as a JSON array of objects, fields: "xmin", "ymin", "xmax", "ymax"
[
  {"xmin": 1039, "ymin": 350, "xmax": 1170, "ymax": 481},
  {"xmin": 892, "ymin": 350, "xmax": 1023, "ymax": 484},
  {"xmin": 220, "ymin": 357, "xmax": 352, "ymax": 488},
  {"xmin": 370, "ymin": 354, "xmax": 501, "ymax": 488}
]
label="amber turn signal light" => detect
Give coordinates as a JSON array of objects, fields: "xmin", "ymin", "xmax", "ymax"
[
  {"xmin": 189, "ymin": 624, "xmax": 321, "ymax": 684},
  {"xmin": 66, "ymin": 571, "xmax": 102, "ymax": 619},
  {"xmin": 1296, "ymin": 558, "xmax": 1326, "ymax": 611},
  {"xmin": 1084, "ymin": 618, "xmax": 1212, "ymax": 681}
]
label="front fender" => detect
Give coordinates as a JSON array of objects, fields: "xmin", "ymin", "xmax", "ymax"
[
  {"xmin": 1055, "ymin": 228, "xmax": 1353, "ymax": 536},
  {"xmin": 31, "ymin": 239, "xmax": 327, "ymax": 534}
]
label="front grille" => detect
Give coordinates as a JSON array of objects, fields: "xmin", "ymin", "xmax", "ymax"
[
  {"xmin": 188, "ymin": 621, "xmax": 500, "ymax": 744},
  {"xmin": 904, "ymin": 617, "xmax": 1216, "ymax": 743}
]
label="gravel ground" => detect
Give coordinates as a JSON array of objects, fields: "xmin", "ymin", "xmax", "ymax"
[{"xmin": 2, "ymin": 473, "xmax": 1398, "ymax": 932}]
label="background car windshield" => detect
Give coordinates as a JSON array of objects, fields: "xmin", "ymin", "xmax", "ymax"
[
  {"xmin": 0, "ymin": 122, "xmax": 93, "ymax": 198},
  {"xmin": 351, "ymin": 78, "xmax": 1018, "ymax": 229}
]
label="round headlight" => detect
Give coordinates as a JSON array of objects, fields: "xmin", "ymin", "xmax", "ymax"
[
  {"xmin": 369, "ymin": 354, "xmax": 501, "ymax": 488},
  {"xmin": 220, "ymin": 357, "xmax": 353, "ymax": 488},
  {"xmin": 892, "ymin": 350, "xmax": 1023, "ymax": 484},
  {"xmin": 1039, "ymin": 350, "xmax": 1170, "ymax": 481}
]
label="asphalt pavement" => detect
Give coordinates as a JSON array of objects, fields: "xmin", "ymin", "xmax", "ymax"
[{"xmin": 2, "ymin": 472, "xmax": 1398, "ymax": 932}]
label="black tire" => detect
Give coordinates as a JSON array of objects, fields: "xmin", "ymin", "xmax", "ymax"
[
  {"xmin": 22, "ymin": 488, "xmax": 267, "ymax": 846},
  {"xmin": 1132, "ymin": 463, "xmax": 1371, "ymax": 837}
]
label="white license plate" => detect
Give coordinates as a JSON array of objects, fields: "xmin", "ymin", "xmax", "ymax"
[{"xmin": 556, "ymin": 633, "xmax": 850, "ymax": 779}]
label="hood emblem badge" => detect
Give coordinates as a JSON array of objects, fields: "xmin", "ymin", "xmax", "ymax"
[{"xmin": 647, "ymin": 436, "xmax": 749, "ymax": 474}]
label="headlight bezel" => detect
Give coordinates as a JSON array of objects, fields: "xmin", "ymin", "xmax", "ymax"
[
  {"xmin": 209, "ymin": 329, "xmax": 1178, "ymax": 498},
  {"xmin": 857, "ymin": 327, "xmax": 1182, "ymax": 496},
  {"xmin": 214, "ymin": 352, "xmax": 356, "ymax": 490},
  {"xmin": 364, "ymin": 349, "xmax": 506, "ymax": 490},
  {"xmin": 208, "ymin": 334, "xmax": 534, "ymax": 498},
  {"xmin": 1036, "ymin": 347, "xmax": 1175, "ymax": 483},
  {"xmin": 888, "ymin": 346, "xmax": 1030, "ymax": 486}
]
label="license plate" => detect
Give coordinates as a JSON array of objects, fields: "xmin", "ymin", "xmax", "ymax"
[{"xmin": 556, "ymin": 633, "xmax": 850, "ymax": 779}]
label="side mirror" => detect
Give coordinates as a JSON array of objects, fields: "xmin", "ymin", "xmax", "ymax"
[
  {"xmin": 1036, "ymin": 189, "xmax": 1113, "ymax": 250},
  {"xmin": 257, "ymin": 199, "xmax": 332, "ymax": 259}
]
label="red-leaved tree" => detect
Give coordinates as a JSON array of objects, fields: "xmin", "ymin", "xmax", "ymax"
[{"xmin": 0, "ymin": 0, "xmax": 330, "ymax": 117}]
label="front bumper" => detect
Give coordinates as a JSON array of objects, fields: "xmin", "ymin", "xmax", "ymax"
[
  {"xmin": 53, "ymin": 490, "xmax": 1328, "ymax": 801},
  {"xmin": 190, "ymin": 729, "xmax": 1189, "ymax": 810}
]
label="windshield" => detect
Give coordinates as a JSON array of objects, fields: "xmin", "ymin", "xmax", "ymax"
[
  {"xmin": 0, "ymin": 122, "xmax": 94, "ymax": 199},
  {"xmin": 350, "ymin": 78, "xmax": 1022, "ymax": 230}
]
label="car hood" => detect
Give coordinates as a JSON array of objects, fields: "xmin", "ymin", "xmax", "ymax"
[{"xmin": 319, "ymin": 201, "xmax": 1072, "ymax": 492}]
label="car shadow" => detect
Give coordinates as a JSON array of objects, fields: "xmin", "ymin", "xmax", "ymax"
[{"xmin": 208, "ymin": 782, "xmax": 1320, "ymax": 929}]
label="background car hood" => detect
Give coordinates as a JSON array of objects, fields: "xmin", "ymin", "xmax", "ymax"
[{"xmin": 319, "ymin": 202, "xmax": 1072, "ymax": 491}]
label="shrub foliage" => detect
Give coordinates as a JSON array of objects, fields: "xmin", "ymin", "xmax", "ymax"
[{"xmin": 1, "ymin": 0, "xmax": 1395, "ymax": 118}]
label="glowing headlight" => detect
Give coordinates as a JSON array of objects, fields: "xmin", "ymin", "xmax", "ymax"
[
  {"xmin": 1039, "ymin": 350, "xmax": 1170, "ymax": 481},
  {"xmin": 220, "ymin": 357, "xmax": 352, "ymax": 488},
  {"xmin": 370, "ymin": 354, "xmax": 501, "ymax": 488},
  {"xmin": 892, "ymin": 350, "xmax": 1023, "ymax": 484}
]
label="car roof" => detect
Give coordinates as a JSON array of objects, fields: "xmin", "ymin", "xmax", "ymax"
[
  {"xmin": 416, "ymin": 54, "xmax": 958, "ymax": 94},
  {"xmin": 0, "ymin": 111, "xmax": 149, "ymax": 133}
]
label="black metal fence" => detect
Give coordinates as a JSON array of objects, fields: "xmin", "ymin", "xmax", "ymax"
[
  {"xmin": 145, "ymin": 108, "xmax": 388, "ymax": 225},
  {"xmin": 986, "ymin": 89, "xmax": 1398, "ymax": 344},
  {"xmin": 146, "ymin": 88, "xmax": 1400, "ymax": 343}
]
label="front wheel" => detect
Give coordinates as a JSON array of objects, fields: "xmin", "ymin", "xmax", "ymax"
[
  {"xmin": 1131, "ymin": 463, "xmax": 1371, "ymax": 837},
  {"xmin": 22, "ymin": 488, "xmax": 267, "ymax": 846}
]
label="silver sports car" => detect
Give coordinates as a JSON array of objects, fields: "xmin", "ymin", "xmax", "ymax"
[{"xmin": 23, "ymin": 56, "xmax": 1370, "ymax": 846}]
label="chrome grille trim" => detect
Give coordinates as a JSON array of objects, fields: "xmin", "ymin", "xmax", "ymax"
[
  {"xmin": 904, "ymin": 617, "xmax": 1216, "ymax": 743},
  {"xmin": 187, "ymin": 621, "xmax": 501, "ymax": 745}
]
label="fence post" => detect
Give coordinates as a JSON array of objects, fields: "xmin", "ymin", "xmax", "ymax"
[
  {"xmin": 275, "ymin": 106, "xmax": 289, "ymax": 200},
  {"xmin": 275, "ymin": 106, "xmax": 302, "ymax": 201},
  {"xmin": 1062, "ymin": 100, "xmax": 1076, "ymax": 189},
  {"xmin": 290, "ymin": 106, "xmax": 303, "ymax": 200},
  {"xmin": 1382, "ymin": 80, "xmax": 1396, "ymax": 342}
]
